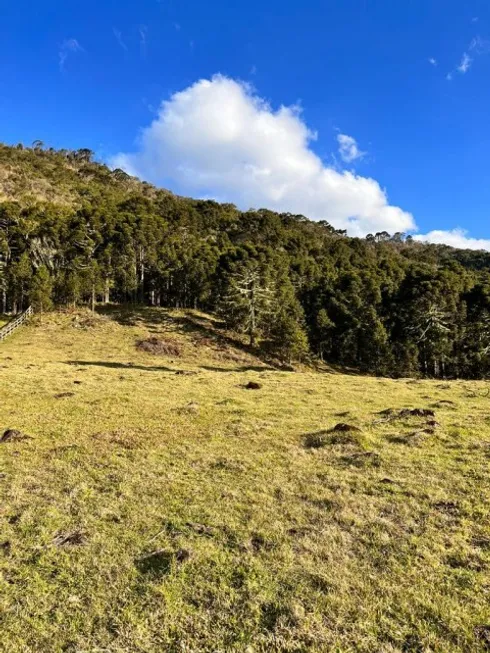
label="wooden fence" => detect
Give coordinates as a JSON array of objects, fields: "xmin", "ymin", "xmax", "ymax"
[{"xmin": 0, "ymin": 306, "xmax": 33, "ymax": 341}]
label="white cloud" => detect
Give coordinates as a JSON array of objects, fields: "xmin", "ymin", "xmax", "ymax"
[
  {"xmin": 457, "ymin": 52, "xmax": 472, "ymax": 73},
  {"xmin": 113, "ymin": 28, "xmax": 128, "ymax": 52},
  {"xmin": 470, "ymin": 36, "xmax": 490, "ymax": 54},
  {"xmin": 111, "ymin": 75, "xmax": 414, "ymax": 237},
  {"xmin": 428, "ymin": 57, "xmax": 438, "ymax": 66},
  {"xmin": 414, "ymin": 229, "xmax": 490, "ymax": 251},
  {"xmin": 59, "ymin": 38, "xmax": 83, "ymax": 71},
  {"xmin": 337, "ymin": 133, "xmax": 366, "ymax": 163},
  {"xmin": 447, "ymin": 36, "xmax": 490, "ymax": 79}
]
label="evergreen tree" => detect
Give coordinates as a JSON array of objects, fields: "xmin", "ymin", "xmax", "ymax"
[
  {"xmin": 219, "ymin": 265, "xmax": 272, "ymax": 346},
  {"xmin": 30, "ymin": 265, "xmax": 53, "ymax": 312}
]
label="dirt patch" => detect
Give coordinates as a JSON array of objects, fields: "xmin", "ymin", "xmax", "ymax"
[
  {"xmin": 0, "ymin": 429, "xmax": 32, "ymax": 444},
  {"xmin": 175, "ymin": 548, "xmax": 192, "ymax": 563},
  {"xmin": 244, "ymin": 381, "xmax": 262, "ymax": 390},
  {"xmin": 472, "ymin": 536, "xmax": 490, "ymax": 551},
  {"xmin": 304, "ymin": 428, "xmax": 364, "ymax": 449},
  {"xmin": 433, "ymin": 501, "xmax": 460, "ymax": 516},
  {"xmin": 186, "ymin": 522, "xmax": 216, "ymax": 537},
  {"xmin": 375, "ymin": 408, "xmax": 437, "ymax": 426},
  {"xmin": 399, "ymin": 408, "xmax": 435, "ymax": 418},
  {"xmin": 475, "ymin": 626, "xmax": 490, "ymax": 649},
  {"xmin": 136, "ymin": 337, "xmax": 182, "ymax": 357},
  {"xmin": 0, "ymin": 540, "xmax": 11, "ymax": 555},
  {"xmin": 426, "ymin": 419, "xmax": 440, "ymax": 428},
  {"xmin": 248, "ymin": 533, "xmax": 275, "ymax": 553},
  {"xmin": 330, "ymin": 423, "xmax": 362, "ymax": 433},
  {"xmin": 52, "ymin": 530, "xmax": 86, "ymax": 547}
]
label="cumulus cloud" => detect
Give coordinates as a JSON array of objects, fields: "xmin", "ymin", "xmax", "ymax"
[
  {"xmin": 428, "ymin": 57, "xmax": 438, "ymax": 66},
  {"xmin": 337, "ymin": 133, "xmax": 366, "ymax": 163},
  {"xmin": 414, "ymin": 229, "xmax": 490, "ymax": 251},
  {"xmin": 59, "ymin": 38, "xmax": 83, "ymax": 71},
  {"xmin": 111, "ymin": 75, "xmax": 414, "ymax": 237}
]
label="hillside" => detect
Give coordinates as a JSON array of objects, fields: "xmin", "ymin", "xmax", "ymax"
[
  {"xmin": 0, "ymin": 308, "xmax": 489, "ymax": 652},
  {"xmin": 0, "ymin": 142, "xmax": 162, "ymax": 206},
  {"xmin": 2, "ymin": 143, "xmax": 490, "ymax": 378}
]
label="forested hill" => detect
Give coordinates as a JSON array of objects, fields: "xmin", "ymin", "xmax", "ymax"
[{"xmin": 1, "ymin": 141, "xmax": 490, "ymax": 378}]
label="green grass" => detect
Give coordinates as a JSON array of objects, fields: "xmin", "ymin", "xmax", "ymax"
[{"xmin": 1, "ymin": 307, "xmax": 489, "ymax": 652}]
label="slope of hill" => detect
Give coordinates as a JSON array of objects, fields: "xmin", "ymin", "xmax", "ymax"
[
  {"xmin": 0, "ymin": 143, "xmax": 161, "ymax": 206},
  {"xmin": 0, "ymin": 308, "xmax": 489, "ymax": 652},
  {"xmin": 2, "ymin": 142, "xmax": 490, "ymax": 379}
]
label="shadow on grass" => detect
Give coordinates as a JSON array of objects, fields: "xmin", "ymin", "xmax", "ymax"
[
  {"xmin": 66, "ymin": 360, "xmax": 276, "ymax": 374},
  {"xmin": 66, "ymin": 360, "xmax": 177, "ymax": 373},
  {"xmin": 135, "ymin": 550, "xmax": 173, "ymax": 578},
  {"xmin": 200, "ymin": 365, "xmax": 276, "ymax": 373}
]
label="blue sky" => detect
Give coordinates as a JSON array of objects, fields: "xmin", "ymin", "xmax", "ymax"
[{"xmin": 2, "ymin": 0, "xmax": 490, "ymax": 247}]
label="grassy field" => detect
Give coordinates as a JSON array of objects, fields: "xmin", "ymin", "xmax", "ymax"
[{"xmin": 0, "ymin": 307, "xmax": 489, "ymax": 653}]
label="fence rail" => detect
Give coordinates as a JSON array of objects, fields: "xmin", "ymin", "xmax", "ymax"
[{"xmin": 0, "ymin": 306, "xmax": 33, "ymax": 341}]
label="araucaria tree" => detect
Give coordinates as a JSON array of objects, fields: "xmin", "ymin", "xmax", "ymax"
[{"xmin": 219, "ymin": 265, "xmax": 272, "ymax": 346}]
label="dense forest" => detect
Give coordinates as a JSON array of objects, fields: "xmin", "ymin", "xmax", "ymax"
[{"xmin": 1, "ymin": 142, "xmax": 490, "ymax": 378}]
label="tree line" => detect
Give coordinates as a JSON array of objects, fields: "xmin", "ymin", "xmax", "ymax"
[{"xmin": 1, "ymin": 143, "xmax": 490, "ymax": 377}]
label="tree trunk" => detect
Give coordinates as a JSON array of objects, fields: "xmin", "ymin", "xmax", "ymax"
[{"xmin": 104, "ymin": 279, "xmax": 110, "ymax": 304}]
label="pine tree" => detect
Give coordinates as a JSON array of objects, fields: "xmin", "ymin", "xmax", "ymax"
[
  {"xmin": 30, "ymin": 266, "xmax": 53, "ymax": 313},
  {"xmin": 264, "ymin": 272, "xmax": 309, "ymax": 363},
  {"xmin": 315, "ymin": 308, "xmax": 335, "ymax": 361}
]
